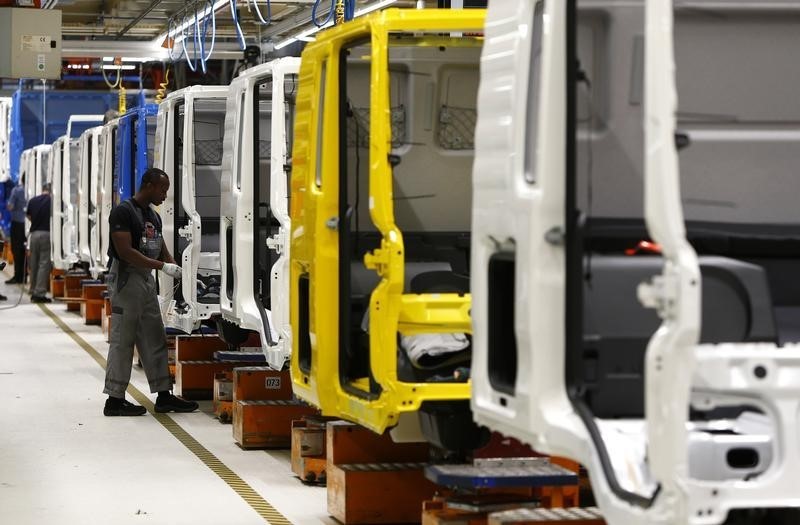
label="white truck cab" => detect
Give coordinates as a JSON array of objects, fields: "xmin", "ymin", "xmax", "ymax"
[
  {"xmin": 50, "ymin": 136, "xmax": 71, "ymax": 270},
  {"xmin": 92, "ymin": 119, "xmax": 119, "ymax": 278},
  {"xmin": 20, "ymin": 149, "xmax": 34, "ymax": 201},
  {"xmin": 21, "ymin": 145, "xmax": 51, "ymax": 235},
  {"xmin": 53, "ymin": 115, "xmax": 103, "ymax": 270},
  {"xmin": 155, "ymin": 85, "xmax": 228, "ymax": 333},
  {"xmin": 0, "ymin": 97, "xmax": 10, "ymax": 184},
  {"xmin": 77, "ymin": 126, "xmax": 104, "ymax": 268},
  {"xmin": 470, "ymin": 1, "xmax": 800, "ymax": 523},
  {"xmin": 217, "ymin": 57, "xmax": 300, "ymax": 369}
]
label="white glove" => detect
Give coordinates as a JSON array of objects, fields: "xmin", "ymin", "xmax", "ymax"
[{"xmin": 161, "ymin": 263, "xmax": 183, "ymax": 279}]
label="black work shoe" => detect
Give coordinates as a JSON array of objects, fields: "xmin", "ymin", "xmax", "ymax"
[
  {"xmin": 155, "ymin": 393, "xmax": 199, "ymax": 413},
  {"xmin": 31, "ymin": 295, "xmax": 52, "ymax": 303},
  {"xmin": 5, "ymin": 278, "xmax": 21, "ymax": 285},
  {"xmin": 104, "ymin": 398, "xmax": 147, "ymax": 417},
  {"xmin": 0, "ymin": 294, "xmax": 6, "ymax": 301}
]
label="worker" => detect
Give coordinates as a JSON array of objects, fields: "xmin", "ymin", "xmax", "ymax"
[
  {"xmin": 5, "ymin": 174, "xmax": 27, "ymax": 285},
  {"xmin": 26, "ymin": 182, "xmax": 53, "ymax": 303},
  {"xmin": 104, "ymin": 167, "xmax": 197, "ymax": 416}
]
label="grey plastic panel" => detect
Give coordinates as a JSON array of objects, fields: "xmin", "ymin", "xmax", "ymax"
[{"xmin": 575, "ymin": 2, "xmax": 800, "ymax": 224}]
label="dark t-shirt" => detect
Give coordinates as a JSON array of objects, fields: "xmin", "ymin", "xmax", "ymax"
[
  {"xmin": 107, "ymin": 198, "xmax": 163, "ymax": 261},
  {"xmin": 27, "ymin": 194, "xmax": 51, "ymax": 232}
]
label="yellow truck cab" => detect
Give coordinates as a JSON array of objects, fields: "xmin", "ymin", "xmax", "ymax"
[{"xmin": 290, "ymin": 9, "xmax": 486, "ymax": 445}]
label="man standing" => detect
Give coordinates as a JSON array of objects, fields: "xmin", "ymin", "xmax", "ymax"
[
  {"xmin": 104, "ymin": 167, "xmax": 198, "ymax": 416},
  {"xmin": 5, "ymin": 174, "xmax": 27, "ymax": 285},
  {"xmin": 26, "ymin": 182, "xmax": 52, "ymax": 303}
]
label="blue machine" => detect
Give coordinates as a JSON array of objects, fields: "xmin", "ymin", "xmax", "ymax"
[
  {"xmin": 113, "ymin": 104, "xmax": 158, "ymax": 207},
  {"xmin": 1, "ymin": 85, "xmax": 139, "ymax": 233}
]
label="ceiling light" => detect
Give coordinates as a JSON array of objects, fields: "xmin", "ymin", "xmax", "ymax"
[
  {"xmin": 102, "ymin": 64, "xmax": 136, "ymax": 71},
  {"xmin": 103, "ymin": 56, "xmax": 157, "ymax": 63}
]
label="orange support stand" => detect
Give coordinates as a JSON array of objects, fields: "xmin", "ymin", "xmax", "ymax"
[
  {"xmin": 213, "ymin": 371, "xmax": 234, "ymax": 423},
  {"xmin": 63, "ymin": 274, "xmax": 84, "ymax": 312},
  {"xmin": 50, "ymin": 268, "xmax": 66, "ymax": 297},
  {"xmin": 80, "ymin": 284, "xmax": 106, "ymax": 325},
  {"xmin": 291, "ymin": 417, "xmax": 330, "ymax": 484},
  {"xmin": 174, "ymin": 334, "xmax": 227, "ymax": 361},
  {"xmin": 233, "ymin": 400, "xmax": 317, "ymax": 449},
  {"xmin": 176, "ymin": 360, "xmax": 253, "ymax": 400},
  {"xmin": 1, "ymin": 241, "xmax": 10, "ymax": 262},
  {"xmin": 326, "ymin": 421, "xmax": 437, "ymax": 524},
  {"xmin": 233, "ymin": 368, "xmax": 293, "ymax": 401}
]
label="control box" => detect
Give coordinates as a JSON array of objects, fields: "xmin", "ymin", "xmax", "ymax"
[{"xmin": 0, "ymin": 8, "xmax": 62, "ymax": 80}]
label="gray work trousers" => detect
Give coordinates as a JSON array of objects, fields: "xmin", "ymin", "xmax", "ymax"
[
  {"xmin": 103, "ymin": 260, "xmax": 172, "ymax": 397},
  {"xmin": 27, "ymin": 231, "xmax": 51, "ymax": 297}
]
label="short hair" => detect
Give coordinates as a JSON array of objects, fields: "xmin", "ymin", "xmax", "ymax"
[
  {"xmin": 42, "ymin": 182, "xmax": 52, "ymax": 192},
  {"xmin": 139, "ymin": 168, "xmax": 169, "ymax": 190}
]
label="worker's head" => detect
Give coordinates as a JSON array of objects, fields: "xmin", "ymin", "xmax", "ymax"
[
  {"xmin": 42, "ymin": 183, "xmax": 51, "ymax": 194},
  {"xmin": 138, "ymin": 168, "xmax": 170, "ymax": 206}
]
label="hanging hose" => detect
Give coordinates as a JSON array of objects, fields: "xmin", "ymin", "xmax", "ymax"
[
  {"xmin": 166, "ymin": 17, "xmax": 185, "ymax": 62},
  {"xmin": 156, "ymin": 66, "xmax": 170, "ymax": 104},
  {"xmin": 195, "ymin": 4, "xmax": 207, "ymax": 74},
  {"xmin": 101, "ymin": 60, "xmax": 122, "ymax": 89},
  {"xmin": 229, "ymin": 0, "xmax": 246, "ymax": 49},
  {"xmin": 180, "ymin": 12, "xmax": 198, "ymax": 72},
  {"xmin": 118, "ymin": 85, "xmax": 127, "ymax": 114},
  {"xmin": 201, "ymin": 0, "xmax": 216, "ymax": 65},
  {"xmin": 101, "ymin": 57, "xmax": 125, "ymax": 114},
  {"xmin": 344, "ymin": 0, "xmax": 355, "ymax": 21},
  {"xmin": 335, "ymin": 0, "xmax": 345, "ymax": 25},
  {"xmin": 311, "ymin": 0, "xmax": 335, "ymax": 27},
  {"xmin": 248, "ymin": 0, "xmax": 271, "ymax": 25}
]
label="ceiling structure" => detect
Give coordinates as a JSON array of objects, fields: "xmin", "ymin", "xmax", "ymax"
[{"xmin": 48, "ymin": 0, "xmax": 419, "ymax": 59}]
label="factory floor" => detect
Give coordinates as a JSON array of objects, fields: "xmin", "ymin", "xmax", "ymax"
[{"xmin": 0, "ymin": 267, "xmax": 332, "ymax": 525}]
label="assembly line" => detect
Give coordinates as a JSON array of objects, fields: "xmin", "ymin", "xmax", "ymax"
[{"xmin": 1, "ymin": 1, "xmax": 799, "ymax": 524}]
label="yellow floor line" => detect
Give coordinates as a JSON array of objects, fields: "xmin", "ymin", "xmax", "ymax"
[{"xmin": 38, "ymin": 303, "xmax": 293, "ymax": 525}]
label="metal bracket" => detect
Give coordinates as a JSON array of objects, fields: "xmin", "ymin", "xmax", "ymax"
[
  {"xmin": 364, "ymin": 247, "xmax": 389, "ymax": 274},
  {"xmin": 178, "ymin": 224, "xmax": 193, "ymax": 241},
  {"xmin": 325, "ymin": 216, "xmax": 339, "ymax": 230},
  {"xmin": 266, "ymin": 230, "xmax": 285, "ymax": 254},
  {"xmin": 638, "ymin": 272, "xmax": 678, "ymax": 319}
]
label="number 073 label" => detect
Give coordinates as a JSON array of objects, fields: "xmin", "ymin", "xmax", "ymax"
[
  {"xmin": 265, "ymin": 377, "xmax": 282, "ymax": 389},
  {"xmin": 21, "ymin": 35, "xmax": 53, "ymax": 53}
]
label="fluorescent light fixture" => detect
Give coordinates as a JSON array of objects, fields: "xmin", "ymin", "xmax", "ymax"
[
  {"xmin": 354, "ymin": 0, "xmax": 398, "ymax": 17},
  {"xmin": 102, "ymin": 64, "xmax": 136, "ymax": 71},
  {"xmin": 103, "ymin": 56, "xmax": 158, "ymax": 63},
  {"xmin": 274, "ymin": 0, "xmax": 397, "ymax": 50}
]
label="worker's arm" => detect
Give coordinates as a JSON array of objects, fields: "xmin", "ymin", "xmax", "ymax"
[
  {"xmin": 158, "ymin": 239, "xmax": 176, "ymax": 265},
  {"xmin": 111, "ymin": 231, "xmax": 165, "ymax": 271},
  {"xmin": 6, "ymin": 190, "xmax": 17, "ymax": 211}
]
